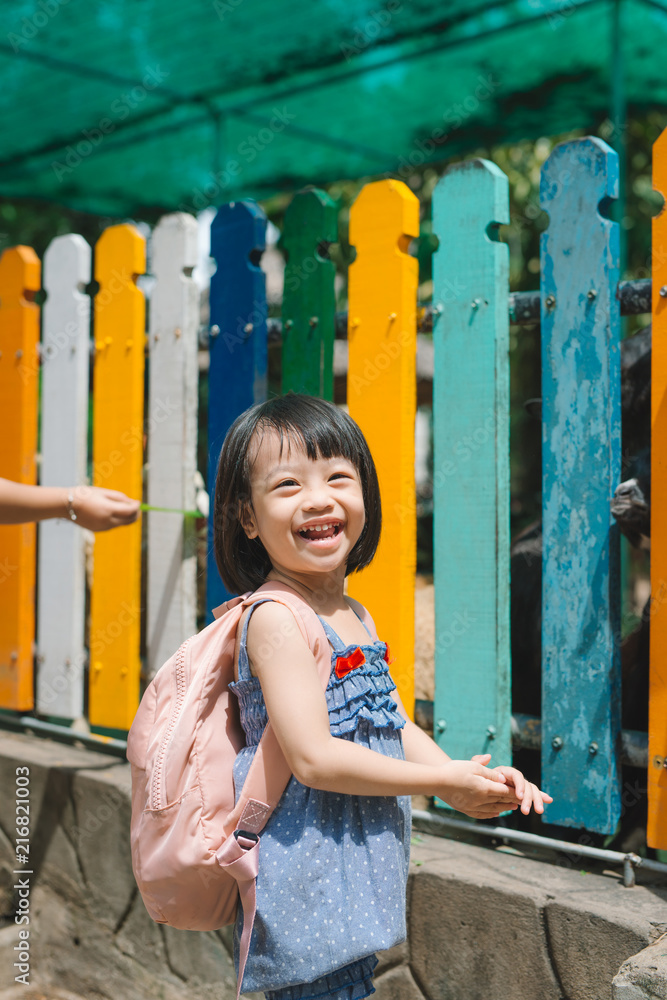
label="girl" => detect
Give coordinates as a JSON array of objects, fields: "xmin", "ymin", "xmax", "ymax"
[{"xmin": 213, "ymin": 392, "xmax": 552, "ymax": 1000}]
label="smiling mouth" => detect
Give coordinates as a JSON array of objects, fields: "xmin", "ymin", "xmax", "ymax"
[{"xmin": 297, "ymin": 522, "xmax": 343, "ymax": 542}]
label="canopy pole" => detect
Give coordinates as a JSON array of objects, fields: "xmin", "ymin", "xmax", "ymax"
[
  {"xmin": 611, "ymin": 0, "xmax": 627, "ymax": 278},
  {"xmin": 211, "ymin": 110, "xmax": 225, "ymax": 180},
  {"xmin": 610, "ymin": 0, "xmax": 632, "ymax": 663}
]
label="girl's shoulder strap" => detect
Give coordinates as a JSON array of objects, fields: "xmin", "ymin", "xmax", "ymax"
[{"xmin": 344, "ymin": 595, "xmax": 379, "ymax": 642}]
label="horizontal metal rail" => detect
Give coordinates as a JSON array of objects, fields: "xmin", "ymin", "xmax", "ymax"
[
  {"xmin": 0, "ymin": 705, "xmax": 649, "ymax": 769},
  {"xmin": 414, "ymin": 701, "xmax": 648, "ymax": 769},
  {"xmin": 508, "ymin": 278, "xmax": 651, "ymax": 324},
  {"xmin": 245, "ymin": 278, "xmax": 652, "ymax": 346},
  {"xmin": 0, "ymin": 713, "xmax": 128, "ymax": 758},
  {"xmin": 411, "ymin": 809, "xmax": 667, "ymax": 888}
]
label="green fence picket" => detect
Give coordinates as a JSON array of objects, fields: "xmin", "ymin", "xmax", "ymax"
[{"xmin": 281, "ymin": 188, "xmax": 337, "ymax": 398}]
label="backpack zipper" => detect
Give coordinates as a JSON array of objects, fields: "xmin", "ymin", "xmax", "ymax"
[{"xmin": 150, "ymin": 637, "xmax": 193, "ymax": 810}]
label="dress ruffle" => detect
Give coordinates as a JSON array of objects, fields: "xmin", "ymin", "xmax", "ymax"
[
  {"xmin": 327, "ymin": 643, "xmax": 404, "ymax": 735},
  {"xmin": 230, "ymin": 641, "xmax": 404, "ymax": 746},
  {"xmin": 264, "ymin": 954, "xmax": 378, "ymax": 1000}
]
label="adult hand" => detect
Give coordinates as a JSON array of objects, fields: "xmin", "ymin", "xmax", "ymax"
[{"xmin": 67, "ymin": 485, "xmax": 140, "ymax": 532}]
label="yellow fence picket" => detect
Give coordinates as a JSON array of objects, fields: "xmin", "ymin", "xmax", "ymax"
[
  {"xmin": 0, "ymin": 247, "xmax": 40, "ymax": 710},
  {"xmin": 347, "ymin": 180, "xmax": 419, "ymax": 716},
  {"xmin": 89, "ymin": 225, "xmax": 146, "ymax": 730},
  {"xmin": 649, "ymin": 130, "xmax": 667, "ymax": 848}
]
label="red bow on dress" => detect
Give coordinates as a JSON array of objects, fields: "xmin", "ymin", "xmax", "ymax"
[
  {"xmin": 335, "ymin": 646, "xmax": 366, "ymax": 679},
  {"xmin": 383, "ymin": 643, "xmax": 392, "ymax": 665}
]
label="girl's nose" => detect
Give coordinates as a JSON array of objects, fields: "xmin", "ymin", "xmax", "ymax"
[{"xmin": 303, "ymin": 484, "xmax": 334, "ymax": 509}]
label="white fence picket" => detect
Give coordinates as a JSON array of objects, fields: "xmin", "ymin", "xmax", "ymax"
[
  {"xmin": 146, "ymin": 213, "xmax": 199, "ymax": 679},
  {"xmin": 36, "ymin": 234, "xmax": 91, "ymax": 718}
]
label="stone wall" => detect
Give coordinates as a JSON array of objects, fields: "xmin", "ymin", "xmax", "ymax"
[{"xmin": 1, "ymin": 731, "xmax": 666, "ymax": 1000}]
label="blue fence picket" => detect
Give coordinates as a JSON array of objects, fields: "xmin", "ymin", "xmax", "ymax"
[
  {"xmin": 431, "ymin": 160, "xmax": 512, "ymax": 784},
  {"xmin": 540, "ymin": 137, "xmax": 622, "ymax": 833},
  {"xmin": 206, "ymin": 201, "xmax": 268, "ymax": 619}
]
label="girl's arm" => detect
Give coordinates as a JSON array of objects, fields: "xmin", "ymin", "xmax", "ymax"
[
  {"xmin": 246, "ymin": 601, "xmax": 522, "ymax": 818},
  {"xmin": 394, "ymin": 695, "xmax": 453, "ymax": 766},
  {"xmin": 347, "ymin": 599, "xmax": 528, "ymax": 803},
  {"xmin": 391, "ymin": 686, "xmax": 552, "ymax": 816}
]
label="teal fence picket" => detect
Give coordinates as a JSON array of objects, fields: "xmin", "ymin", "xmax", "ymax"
[{"xmin": 431, "ymin": 159, "xmax": 512, "ymax": 783}]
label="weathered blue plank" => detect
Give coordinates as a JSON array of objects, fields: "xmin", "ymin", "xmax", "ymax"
[
  {"xmin": 540, "ymin": 137, "xmax": 622, "ymax": 833},
  {"xmin": 206, "ymin": 201, "xmax": 267, "ymax": 618},
  {"xmin": 431, "ymin": 159, "xmax": 511, "ymax": 791}
]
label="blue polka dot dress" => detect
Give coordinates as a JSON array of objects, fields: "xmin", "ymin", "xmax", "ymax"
[{"xmin": 229, "ymin": 599, "xmax": 411, "ymax": 1000}]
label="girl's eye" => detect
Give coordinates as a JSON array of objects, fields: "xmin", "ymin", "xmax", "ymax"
[
  {"xmin": 329, "ymin": 473, "xmax": 350, "ymax": 481},
  {"xmin": 276, "ymin": 479, "xmax": 298, "ymax": 488}
]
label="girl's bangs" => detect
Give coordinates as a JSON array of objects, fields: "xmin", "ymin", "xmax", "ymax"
[{"xmin": 253, "ymin": 407, "xmax": 362, "ymax": 468}]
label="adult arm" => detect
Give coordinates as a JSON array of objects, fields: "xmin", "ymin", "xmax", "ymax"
[{"xmin": 0, "ymin": 479, "xmax": 140, "ymax": 531}]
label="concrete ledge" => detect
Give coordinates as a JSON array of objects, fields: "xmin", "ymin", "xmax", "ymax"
[
  {"xmin": 1, "ymin": 731, "xmax": 667, "ymax": 1000},
  {"xmin": 408, "ymin": 835, "xmax": 667, "ymax": 1000},
  {"xmin": 613, "ymin": 934, "xmax": 667, "ymax": 999}
]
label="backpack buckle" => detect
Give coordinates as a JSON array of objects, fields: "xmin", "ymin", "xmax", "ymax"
[{"xmin": 234, "ymin": 829, "xmax": 259, "ymax": 845}]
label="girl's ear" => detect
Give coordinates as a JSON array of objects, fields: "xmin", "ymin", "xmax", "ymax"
[{"xmin": 239, "ymin": 499, "xmax": 258, "ymax": 539}]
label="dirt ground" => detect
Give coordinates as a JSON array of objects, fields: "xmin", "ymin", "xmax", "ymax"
[
  {"xmin": 414, "ymin": 575, "xmax": 435, "ymax": 701},
  {"xmin": 412, "ymin": 570, "xmax": 651, "ymax": 704}
]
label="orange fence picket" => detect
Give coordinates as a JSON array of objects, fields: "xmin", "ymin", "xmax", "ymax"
[
  {"xmin": 0, "ymin": 247, "xmax": 41, "ymax": 710},
  {"xmin": 649, "ymin": 128, "xmax": 667, "ymax": 848}
]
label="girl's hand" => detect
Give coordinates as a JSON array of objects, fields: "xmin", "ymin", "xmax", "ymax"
[
  {"xmin": 437, "ymin": 759, "xmax": 520, "ymax": 820},
  {"xmin": 486, "ymin": 763, "xmax": 554, "ymax": 816}
]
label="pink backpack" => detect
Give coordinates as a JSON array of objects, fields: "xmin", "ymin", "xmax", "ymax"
[{"xmin": 126, "ymin": 581, "xmax": 360, "ymax": 999}]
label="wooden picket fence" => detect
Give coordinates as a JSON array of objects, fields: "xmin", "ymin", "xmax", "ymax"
[{"xmin": 0, "ymin": 134, "xmax": 665, "ymax": 849}]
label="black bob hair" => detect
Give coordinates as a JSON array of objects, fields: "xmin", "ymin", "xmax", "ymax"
[{"xmin": 213, "ymin": 393, "xmax": 382, "ymax": 595}]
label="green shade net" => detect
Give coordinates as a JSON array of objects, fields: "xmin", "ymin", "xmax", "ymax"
[{"xmin": 0, "ymin": 0, "xmax": 663, "ymax": 216}]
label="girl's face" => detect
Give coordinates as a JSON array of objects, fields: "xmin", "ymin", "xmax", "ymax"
[{"xmin": 241, "ymin": 428, "xmax": 366, "ymax": 588}]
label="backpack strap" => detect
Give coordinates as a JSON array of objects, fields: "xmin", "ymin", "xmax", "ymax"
[
  {"xmin": 345, "ymin": 595, "xmax": 379, "ymax": 642},
  {"xmin": 223, "ymin": 582, "xmax": 332, "ymax": 834},
  {"xmin": 216, "ymin": 581, "xmax": 333, "ymax": 1000}
]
